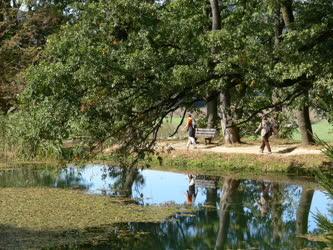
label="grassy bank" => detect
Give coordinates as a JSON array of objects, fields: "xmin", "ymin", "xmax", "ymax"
[
  {"xmin": 140, "ymin": 151, "xmax": 329, "ymax": 176},
  {"xmin": 0, "ymin": 148, "xmax": 329, "ymax": 177}
]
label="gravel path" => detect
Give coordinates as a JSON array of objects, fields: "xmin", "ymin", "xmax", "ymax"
[{"xmin": 167, "ymin": 142, "xmax": 322, "ymax": 156}]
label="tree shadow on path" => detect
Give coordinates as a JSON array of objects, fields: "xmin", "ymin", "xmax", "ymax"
[{"xmin": 276, "ymin": 146, "xmax": 298, "ymax": 154}]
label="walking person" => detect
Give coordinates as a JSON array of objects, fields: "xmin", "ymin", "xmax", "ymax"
[
  {"xmin": 255, "ymin": 115, "xmax": 273, "ymax": 154},
  {"xmin": 258, "ymin": 182, "xmax": 271, "ymax": 216},
  {"xmin": 185, "ymin": 114, "xmax": 197, "ymax": 150}
]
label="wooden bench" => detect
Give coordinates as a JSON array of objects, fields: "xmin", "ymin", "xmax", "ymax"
[
  {"xmin": 195, "ymin": 175, "xmax": 220, "ymax": 188},
  {"xmin": 195, "ymin": 128, "xmax": 217, "ymax": 144}
]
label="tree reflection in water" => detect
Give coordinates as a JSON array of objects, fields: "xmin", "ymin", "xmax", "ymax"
[
  {"xmin": 215, "ymin": 178, "xmax": 240, "ymax": 250},
  {"xmin": 296, "ymin": 188, "xmax": 314, "ymax": 249},
  {"xmin": 128, "ymin": 177, "xmax": 323, "ymax": 250},
  {"xmin": 0, "ymin": 166, "xmax": 58, "ymax": 187},
  {"xmin": 0, "ymin": 166, "xmax": 327, "ymax": 249}
]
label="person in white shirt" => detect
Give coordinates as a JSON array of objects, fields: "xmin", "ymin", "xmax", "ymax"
[{"xmin": 186, "ymin": 174, "xmax": 197, "ymax": 205}]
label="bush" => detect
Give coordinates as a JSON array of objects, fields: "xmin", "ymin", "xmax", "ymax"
[{"xmin": 0, "ymin": 112, "xmax": 65, "ymax": 160}]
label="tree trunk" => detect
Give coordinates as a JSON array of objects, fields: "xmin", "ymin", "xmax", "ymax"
[
  {"xmin": 223, "ymin": 126, "xmax": 240, "ymax": 144},
  {"xmin": 207, "ymin": 92, "xmax": 219, "ymax": 128},
  {"xmin": 271, "ymin": 183, "xmax": 284, "ymax": 243},
  {"xmin": 207, "ymin": 0, "xmax": 221, "ymax": 129},
  {"xmin": 280, "ymin": 0, "xmax": 294, "ymax": 29},
  {"xmin": 271, "ymin": 4, "xmax": 285, "ymax": 139},
  {"xmin": 215, "ymin": 178, "xmax": 240, "ymax": 250},
  {"xmin": 296, "ymin": 189, "xmax": 314, "ymax": 249},
  {"xmin": 280, "ymin": 0, "xmax": 314, "ymax": 145},
  {"xmin": 221, "ymin": 90, "xmax": 240, "ymax": 144},
  {"xmin": 296, "ymin": 104, "xmax": 315, "ymax": 145},
  {"xmin": 120, "ymin": 167, "xmax": 139, "ymax": 197},
  {"xmin": 210, "ymin": 0, "xmax": 221, "ymax": 30},
  {"xmin": 205, "ymin": 186, "xmax": 218, "ymax": 208},
  {"xmin": 234, "ymin": 185, "xmax": 246, "ymax": 249},
  {"xmin": 274, "ymin": 3, "xmax": 284, "ymax": 48},
  {"xmin": 209, "ymin": 0, "xmax": 241, "ymax": 142}
]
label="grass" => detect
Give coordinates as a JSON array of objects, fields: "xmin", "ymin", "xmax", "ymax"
[
  {"xmin": 293, "ymin": 120, "xmax": 333, "ymax": 142},
  {"xmin": 142, "ymin": 151, "xmax": 329, "ymax": 176},
  {"xmin": 158, "ymin": 115, "xmax": 187, "ymax": 139},
  {"xmin": 159, "ymin": 116, "xmax": 333, "ymax": 143},
  {"xmin": 0, "ymin": 117, "xmax": 331, "ymax": 176}
]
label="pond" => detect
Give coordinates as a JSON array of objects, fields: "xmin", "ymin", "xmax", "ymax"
[{"xmin": 0, "ymin": 165, "xmax": 331, "ymax": 249}]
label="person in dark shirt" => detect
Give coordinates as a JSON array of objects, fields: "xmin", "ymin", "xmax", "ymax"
[
  {"xmin": 255, "ymin": 115, "xmax": 273, "ymax": 154},
  {"xmin": 185, "ymin": 114, "xmax": 197, "ymax": 149}
]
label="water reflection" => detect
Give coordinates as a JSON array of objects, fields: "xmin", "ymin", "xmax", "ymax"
[
  {"xmin": 0, "ymin": 165, "xmax": 330, "ymax": 249},
  {"xmin": 0, "ymin": 166, "xmax": 57, "ymax": 187},
  {"xmin": 128, "ymin": 180, "xmax": 326, "ymax": 250},
  {"xmin": 186, "ymin": 174, "xmax": 197, "ymax": 205}
]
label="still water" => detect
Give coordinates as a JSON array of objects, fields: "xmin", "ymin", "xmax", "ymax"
[{"xmin": 0, "ymin": 165, "xmax": 331, "ymax": 249}]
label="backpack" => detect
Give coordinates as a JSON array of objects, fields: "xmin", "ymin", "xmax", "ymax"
[
  {"xmin": 266, "ymin": 123, "xmax": 274, "ymax": 137},
  {"xmin": 192, "ymin": 119, "xmax": 197, "ymax": 129}
]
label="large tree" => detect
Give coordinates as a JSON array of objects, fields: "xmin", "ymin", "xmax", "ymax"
[
  {"xmin": 280, "ymin": 0, "xmax": 315, "ymax": 145},
  {"xmin": 19, "ymin": 0, "xmax": 214, "ymax": 158},
  {"xmin": 12, "ymin": 0, "xmax": 333, "ymax": 159},
  {"xmin": 270, "ymin": 0, "xmax": 333, "ymax": 144},
  {"xmin": 0, "ymin": 0, "xmax": 69, "ymax": 112}
]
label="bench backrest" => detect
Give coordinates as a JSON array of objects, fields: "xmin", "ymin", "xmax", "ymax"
[{"xmin": 195, "ymin": 128, "xmax": 217, "ymax": 138}]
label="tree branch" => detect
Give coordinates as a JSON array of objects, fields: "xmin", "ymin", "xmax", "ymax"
[
  {"xmin": 299, "ymin": 29, "xmax": 333, "ymax": 52},
  {"xmin": 169, "ymin": 108, "xmax": 187, "ymax": 137},
  {"xmin": 230, "ymin": 87, "xmax": 306, "ymax": 128}
]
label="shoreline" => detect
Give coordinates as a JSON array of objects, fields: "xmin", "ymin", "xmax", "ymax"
[{"xmin": 0, "ymin": 141, "xmax": 330, "ymax": 176}]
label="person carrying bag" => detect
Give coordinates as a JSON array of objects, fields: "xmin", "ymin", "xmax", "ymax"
[{"xmin": 255, "ymin": 115, "xmax": 273, "ymax": 154}]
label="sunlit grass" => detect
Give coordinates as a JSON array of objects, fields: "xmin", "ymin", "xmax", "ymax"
[
  {"xmin": 293, "ymin": 120, "xmax": 333, "ymax": 142},
  {"xmin": 158, "ymin": 116, "xmax": 187, "ymax": 139},
  {"xmin": 160, "ymin": 117, "xmax": 333, "ymax": 143},
  {"xmin": 145, "ymin": 151, "xmax": 328, "ymax": 175}
]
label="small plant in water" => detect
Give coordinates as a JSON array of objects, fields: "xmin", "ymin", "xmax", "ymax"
[{"xmin": 314, "ymin": 136, "xmax": 333, "ymax": 247}]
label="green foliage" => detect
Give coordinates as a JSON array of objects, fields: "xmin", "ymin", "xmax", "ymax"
[
  {"xmin": 316, "ymin": 135, "xmax": 333, "ymax": 159},
  {"xmin": 4, "ymin": 0, "xmax": 333, "ymax": 159},
  {"xmin": 314, "ymin": 138, "xmax": 333, "ymax": 246},
  {"xmin": 0, "ymin": 113, "xmax": 65, "ymax": 160},
  {"xmin": 275, "ymin": 109, "xmax": 298, "ymax": 139},
  {"xmin": 22, "ymin": 0, "xmax": 212, "ymax": 159},
  {"xmin": 314, "ymin": 170, "xmax": 333, "ymax": 246},
  {"xmin": 0, "ymin": 6, "xmax": 65, "ymax": 111}
]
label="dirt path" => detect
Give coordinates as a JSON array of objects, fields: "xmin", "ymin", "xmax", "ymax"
[{"xmin": 165, "ymin": 142, "xmax": 322, "ymax": 156}]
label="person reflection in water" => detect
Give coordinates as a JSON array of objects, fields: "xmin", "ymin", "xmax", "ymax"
[
  {"xmin": 258, "ymin": 182, "xmax": 271, "ymax": 216},
  {"xmin": 186, "ymin": 174, "xmax": 197, "ymax": 205}
]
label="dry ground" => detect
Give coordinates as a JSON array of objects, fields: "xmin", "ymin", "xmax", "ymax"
[{"xmin": 168, "ymin": 142, "xmax": 322, "ymax": 156}]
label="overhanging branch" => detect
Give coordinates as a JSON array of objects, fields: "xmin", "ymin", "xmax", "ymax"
[
  {"xmin": 230, "ymin": 87, "xmax": 306, "ymax": 128},
  {"xmin": 169, "ymin": 108, "xmax": 187, "ymax": 137}
]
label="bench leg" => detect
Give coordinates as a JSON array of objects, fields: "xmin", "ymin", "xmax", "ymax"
[{"xmin": 205, "ymin": 138, "xmax": 212, "ymax": 145}]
